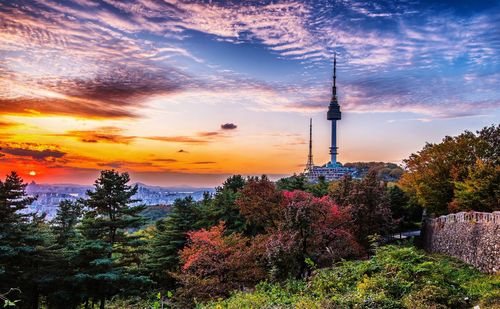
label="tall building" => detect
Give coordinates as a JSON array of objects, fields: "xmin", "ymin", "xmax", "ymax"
[{"xmin": 304, "ymin": 54, "xmax": 355, "ymax": 182}]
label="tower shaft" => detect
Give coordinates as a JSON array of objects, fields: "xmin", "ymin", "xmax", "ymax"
[{"xmin": 330, "ymin": 120, "xmax": 338, "ymax": 165}]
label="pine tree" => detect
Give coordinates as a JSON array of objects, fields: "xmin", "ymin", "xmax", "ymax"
[
  {"xmin": 43, "ymin": 200, "xmax": 85, "ymax": 309},
  {"xmin": 0, "ymin": 172, "xmax": 47, "ymax": 308},
  {"xmin": 147, "ymin": 196, "xmax": 200, "ymax": 287},
  {"xmin": 51, "ymin": 200, "xmax": 83, "ymax": 246},
  {"xmin": 76, "ymin": 170, "xmax": 150, "ymax": 309},
  {"xmin": 197, "ymin": 175, "xmax": 247, "ymax": 234}
]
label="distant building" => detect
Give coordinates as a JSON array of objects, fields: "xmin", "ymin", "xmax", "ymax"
[{"xmin": 304, "ymin": 54, "xmax": 355, "ymax": 182}]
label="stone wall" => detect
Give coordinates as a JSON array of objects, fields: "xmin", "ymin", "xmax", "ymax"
[{"xmin": 423, "ymin": 211, "xmax": 500, "ymax": 274}]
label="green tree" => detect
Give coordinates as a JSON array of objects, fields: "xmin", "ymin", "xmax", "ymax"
[
  {"xmin": 44, "ymin": 201, "xmax": 85, "ymax": 309},
  {"xmin": 307, "ymin": 175, "xmax": 330, "ymax": 197},
  {"xmin": 51, "ymin": 200, "xmax": 83, "ymax": 246},
  {"xmin": 146, "ymin": 196, "xmax": 200, "ymax": 287},
  {"xmin": 276, "ymin": 174, "xmax": 308, "ymax": 192},
  {"xmin": 199, "ymin": 175, "xmax": 247, "ymax": 233},
  {"xmin": 388, "ymin": 185, "xmax": 422, "ymax": 232},
  {"xmin": 0, "ymin": 172, "xmax": 48, "ymax": 308},
  {"xmin": 76, "ymin": 170, "xmax": 150, "ymax": 309},
  {"xmin": 452, "ymin": 159, "xmax": 499, "ymax": 212}
]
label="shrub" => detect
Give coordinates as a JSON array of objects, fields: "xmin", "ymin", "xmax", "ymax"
[{"xmin": 202, "ymin": 245, "xmax": 500, "ymax": 308}]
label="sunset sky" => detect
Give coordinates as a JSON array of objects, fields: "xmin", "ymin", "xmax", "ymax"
[{"xmin": 1, "ymin": 0, "xmax": 499, "ymax": 186}]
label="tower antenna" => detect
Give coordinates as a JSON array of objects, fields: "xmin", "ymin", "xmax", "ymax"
[{"xmin": 331, "ymin": 52, "xmax": 338, "ymax": 104}]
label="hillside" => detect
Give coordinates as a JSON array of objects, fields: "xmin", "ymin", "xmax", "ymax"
[{"xmin": 203, "ymin": 245, "xmax": 500, "ymax": 309}]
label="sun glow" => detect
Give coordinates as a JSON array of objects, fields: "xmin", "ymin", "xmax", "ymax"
[{"xmin": 29, "ymin": 171, "xmax": 36, "ymax": 176}]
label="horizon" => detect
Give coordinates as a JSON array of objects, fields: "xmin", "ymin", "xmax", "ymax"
[{"xmin": 1, "ymin": 0, "xmax": 499, "ymax": 186}]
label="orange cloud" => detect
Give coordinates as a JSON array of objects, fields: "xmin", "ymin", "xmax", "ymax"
[
  {"xmin": 145, "ymin": 136, "xmax": 211, "ymax": 144},
  {"xmin": 0, "ymin": 120, "xmax": 18, "ymax": 128},
  {"xmin": 0, "ymin": 142, "xmax": 66, "ymax": 161},
  {"xmin": 59, "ymin": 126, "xmax": 136, "ymax": 144},
  {"xmin": 0, "ymin": 98, "xmax": 136, "ymax": 119}
]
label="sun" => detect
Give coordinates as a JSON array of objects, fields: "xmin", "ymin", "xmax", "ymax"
[{"xmin": 29, "ymin": 170, "xmax": 36, "ymax": 176}]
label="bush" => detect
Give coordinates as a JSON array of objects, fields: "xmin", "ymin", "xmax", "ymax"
[{"xmin": 203, "ymin": 245, "xmax": 500, "ymax": 308}]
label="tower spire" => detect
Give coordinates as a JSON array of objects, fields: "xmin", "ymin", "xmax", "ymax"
[
  {"xmin": 305, "ymin": 118, "xmax": 314, "ymax": 172},
  {"xmin": 331, "ymin": 52, "xmax": 338, "ymax": 104}
]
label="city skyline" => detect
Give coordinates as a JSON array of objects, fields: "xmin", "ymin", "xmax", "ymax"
[{"xmin": 1, "ymin": 0, "xmax": 499, "ymax": 186}]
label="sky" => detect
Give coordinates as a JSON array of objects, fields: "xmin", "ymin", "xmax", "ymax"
[{"xmin": 0, "ymin": 0, "xmax": 499, "ymax": 187}]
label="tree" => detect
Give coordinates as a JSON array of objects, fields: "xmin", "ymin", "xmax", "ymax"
[
  {"xmin": 175, "ymin": 222, "xmax": 266, "ymax": 305},
  {"xmin": 344, "ymin": 171, "xmax": 393, "ymax": 247},
  {"xmin": 277, "ymin": 174, "xmax": 330, "ymax": 197},
  {"xmin": 388, "ymin": 184, "xmax": 423, "ymax": 233},
  {"xmin": 343, "ymin": 162, "xmax": 404, "ymax": 181},
  {"xmin": 329, "ymin": 174, "xmax": 354, "ymax": 207},
  {"xmin": 198, "ymin": 175, "xmax": 247, "ymax": 234},
  {"xmin": 307, "ymin": 175, "xmax": 330, "ymax": 197},
  {"xmin": 147, "ymin": 196, "xmax": 200, "ymax": 287},
  {"xmin": 0, "ymin": 172, "xmax": 48, "ymax": 308},
  {"xmin": 236, "ymin": 176, "xmax": 283, "ymax": 234},
  {"xmin": 37, "ymin": 200, "xmax": 86, "ymax": 309},
  {"xmin": 388, "ymin": 185, "xmax": 408, "ymax": 232},
  {"xmin": 77, "ymin": 170, "xmax": 150, "ymax": 309},
  {"xmin": 267, "ymin": 190, "xmax": 360, "ymax": 279},
  {"xmin": 400, "ymin": 125, "xmax": 499, "ymax": 215},
  {"xmin": 51, "ymin": 200, "xmax": 83, "ymax": 246},
  {"xmin": 451, "ymin": 159, "xmax": 499, "ymax": 212},
  {"xmin": 276, "ymin": 174, "xmax": 308, "ymax": 192}
]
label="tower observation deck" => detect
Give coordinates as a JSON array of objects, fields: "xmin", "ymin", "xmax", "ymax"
[{"xmin": 303, "ymin": 54, "xmax": 355, "ymax": 182}]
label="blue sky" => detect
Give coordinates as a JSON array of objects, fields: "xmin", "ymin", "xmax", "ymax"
[{"xmin": 0, "ymin": 0, "xmax": 499, "ymax": 185}]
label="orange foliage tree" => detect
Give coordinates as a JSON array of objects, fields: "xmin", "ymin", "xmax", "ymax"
[{"xmin": 175, "ymin": 222, "xmax": 266, "ymax": 304}]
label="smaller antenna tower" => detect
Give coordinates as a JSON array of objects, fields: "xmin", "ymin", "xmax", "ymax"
[{"xmin": 305, "ymin": 118, "xmax": 314, "ymax": 172}]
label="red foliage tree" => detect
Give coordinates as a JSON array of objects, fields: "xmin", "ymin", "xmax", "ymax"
[
  {"xmin": 266, "ymin": 190, "xmax": 362, "ymax": 279},
  {"xmin": 236, "ymin": 176, "xmax": 283, "ymax": 233},
  {"xmin": 175, "ymin": 222, "xmax": 266, "ymax": 304}
]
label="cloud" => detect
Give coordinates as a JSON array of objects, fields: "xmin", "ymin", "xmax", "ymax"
[
  {"xmin": 152, "ymin": 158, "xmax": 178, "ymax": 163},
  {"xmin": 0, "ymin": 143, "xmax": 66, "ymax": 161},
  {"xmin": 191, "ymin": 161, "xmax": 216, "ymax": 165},
  {"xmin": 197, "ymin": 131, "xmax": 219, "ymax": 137},
  {"xmin": 0, "ymin": 98, "xmax": 137, "ymax": 119},
  {"xmin": 0, "ymin": 120, "xmax": 18, "ymax": 128},
  {"xmin": 0, "ymin": 0, "xmax": 499, "ymax": 122},
  {"xmin": 0, "ymin": 1, "xmax": 191, "ymax": 119},
  {"xmin": 145, "ymin": 136, "xmax": 210, "ymax": 144},
  {"xmin": 57, "ymin": 126, "xmax": 136, "ymax": 144},
  {"xmin": 220, "ymin": 123, "xmax": 237, "ymax": 130},
  {"xmin": 0, "ymin": 66, "xmax": 186, "ymax": 118},
  {"xmin": 96, "ymin": 160, "xmax": 155, "ymax": 169},
  {"xmin": 145, "ymin": 131, "xmax": 225, "ymax": 144}
]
